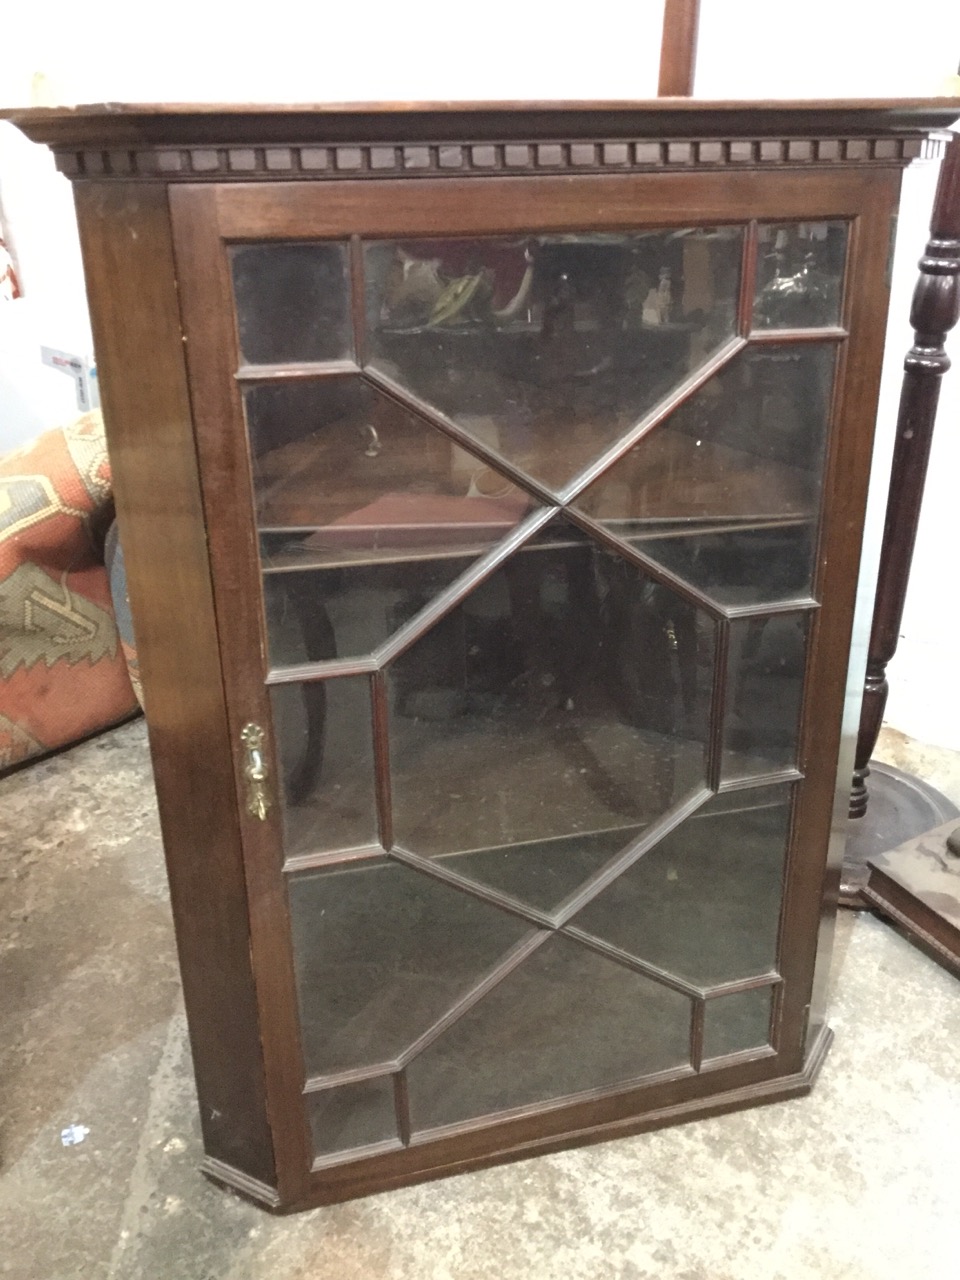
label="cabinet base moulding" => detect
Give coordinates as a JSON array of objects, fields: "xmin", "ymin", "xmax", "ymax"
[
  {"xmin": 202, "ymin": 1027, "xmax": 834, "ymax": 1213},
  {"xmin": 200, "ymin": 1157, "xmax": 283, "ymax": 1210}
]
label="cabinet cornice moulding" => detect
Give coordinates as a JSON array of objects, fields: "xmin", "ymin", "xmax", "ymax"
[{"xmin": 2, "ymin": 100, "xmax": 958, "ymax": 183}]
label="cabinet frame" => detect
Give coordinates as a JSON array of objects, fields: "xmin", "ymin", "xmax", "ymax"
[{"xmin": 12, "ymin": 97, "xmax": 947, "ymax": 1209}]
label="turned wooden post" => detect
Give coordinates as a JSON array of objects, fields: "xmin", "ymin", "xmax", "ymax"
[
  {"xmin": 658, "ymin": 0, "xmax": 701, "ymax": 96},
  {"xmin": 850, "ymin": 136, "xmax": 960, "ymax": 818}
]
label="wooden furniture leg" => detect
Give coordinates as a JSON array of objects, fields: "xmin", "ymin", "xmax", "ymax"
[
  {"xmin": 841, "ymin": 137, "xmax": 960, "ymax": 905},
  {"xmin": 658, "ymin": 0, "xmax": 701, "ymax": 97}
]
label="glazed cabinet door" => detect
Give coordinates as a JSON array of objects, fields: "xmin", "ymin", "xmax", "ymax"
[{"xmin": 169, "ymin": 169, "xmax": 898, "ymax": 1203}]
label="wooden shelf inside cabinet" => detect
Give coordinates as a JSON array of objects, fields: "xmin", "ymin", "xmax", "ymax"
[
  {"xmin": 6, "ymin": 97, "xmax": 956, "ymax": 1213},
  {"xmin": 258, "ymin": 516, "xmax": 813, "ymax": 576}
]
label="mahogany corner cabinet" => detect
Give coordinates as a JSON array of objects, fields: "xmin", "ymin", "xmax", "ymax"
[{"xmin": 8, "ymin": 99, "xmax": 959, "ymax": 1212}]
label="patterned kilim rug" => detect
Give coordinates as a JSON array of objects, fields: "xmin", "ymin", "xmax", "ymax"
[{"xmin": 0, "ymin": 410, "xmax": 140, "ymax": 769}]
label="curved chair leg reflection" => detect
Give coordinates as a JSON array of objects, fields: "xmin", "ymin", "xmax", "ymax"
[{"xmin": 274, "ymin": 572, "xmax": 335, "ymax": 806}]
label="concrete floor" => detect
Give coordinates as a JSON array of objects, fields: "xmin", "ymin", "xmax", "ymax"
[{"xmin": 1, "ymin": 720, "xmax": 958, "ymax": 1280}]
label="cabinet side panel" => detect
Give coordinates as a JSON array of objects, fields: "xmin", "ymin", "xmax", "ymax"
[
  {"xmin": 776, "ymin": 168, "xmax": 904, "ymax": 1064},
  {"xmin": 72, "ymin": 181, "xmax": 276, "ymax": 1188},
  {"xmin": 167, "ymin": 183, "xmax": 313, "ymax": 1205}
]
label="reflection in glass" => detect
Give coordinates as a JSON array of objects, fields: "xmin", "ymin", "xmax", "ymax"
[
  {"xmin": 388, "ymin": 519, "xmax": 714, "ymax": 912},
  {"xmin": 623, "ymin": 526, "xmax": 817, "ymax": 610},
  {"xmin": 271, "ymin": 676, "xmax": 376, "ymax": 857},
  {"xmin": 365, "ymin": 228, "xmax": 743, "ymax": 491},
  {"xmin": 308, "ymin": 1078, "xmax": 398, "ymax": 1159},
  {"xmin": 702, "ymin": 987, "xmax": 773, "ymax": 1060},
  {"xmin": 229, "ymin": 225, "xmax": 836, "ymax": 1152},
  {"xmin": 575, "ymin": 344, "xmax": 836, "ymax": 607},
  {"xmin": 754, "ymin": 221, "xmax": 848, "ymax": 330},
  {"xmin": 230, "ymin": 242, "xmax": 352, "ymax": 365},
  {"xmin": 723, "ymin": 614, "xmax": 808, "ymax": 780},
  {"xmin": 243, "ymin": 378, "xmax": 534, "ymax": 665},
  {"xmin": 407, "ymin": 934, "xmax": 691, "ymax": 1131},
  {"xmin": 289, "ymin": 858, "xmax": 531, "ymax": 1076},
  {"xmin": 571, "ymin": 785, "xmax": 792, "ymax": 987}
]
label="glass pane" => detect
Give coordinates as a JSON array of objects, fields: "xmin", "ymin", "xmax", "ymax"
[
  {"xmin": 245, "ymin": 378, "xmax": 534, "ymax": 666},
  {"xmin": 754, "ymin": 221, "xmax": 848, "ymax": 330},
  {"xmin": 307, "ymin": 1078, "xmax": 398, "ymax": 1159},
  {"xmin": 702, "ymin": 987, "xmax": 773, "ymax": 1060},
  {"xmin": 407, "ymin": 934, "xmax": 691, "ymax": 1131},
  {"xmin": 230, "ymin": 242, "xmax": 352, "ymax": 365},
  {"xmin": 388, "ymin": 518, "xmax": 715, "ymax": 913},
  {"xmin": 723, "ymin": 614, "xmax": 808, "ymax": 780},
  {"xmin": 271, "ymin": 675, "xmax": 376, "ymax": 857},
  {"xmin": 288, "ymin": 858, "xmax": 531, "ymax": 1076},
  {"xmin": 571, "ymin": 785, "xmax": 792, "ymax": 988},
  {"xmin": 575, "ymin": 344, "xmax": 836, "ymax": 607},
  {"xmin": 365, "ymin": 228, "xmax": 743, "ymax": 492}
]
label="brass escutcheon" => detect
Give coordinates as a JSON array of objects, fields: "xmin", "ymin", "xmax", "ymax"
[{"xmin": 240, "ymin": 722, "xmax": 271, "ymax": 821}]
